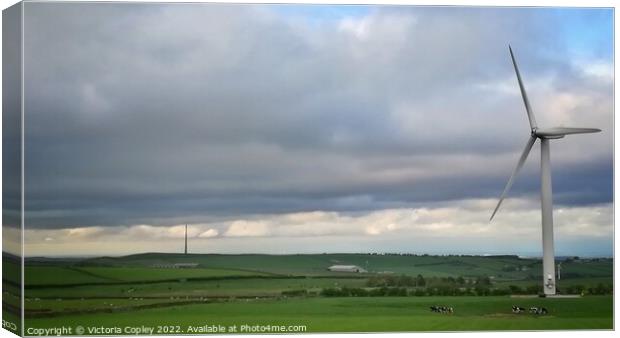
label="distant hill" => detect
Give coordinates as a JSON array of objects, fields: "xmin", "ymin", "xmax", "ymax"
[{"xmin": 19, "ymin": 252, "xmax": 613, "ymax": 281}]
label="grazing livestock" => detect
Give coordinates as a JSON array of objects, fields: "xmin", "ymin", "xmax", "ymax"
[
  {"xmin": 512, "ymin": 306, "xmax": 548, "ymax": 315},
  {"xmin": 430, "ymin": 305, "xmax": 453, "ymax": 314},
  {"xmin": 528, "ymin": 307, "xmax": 549, "ymax": 315}
]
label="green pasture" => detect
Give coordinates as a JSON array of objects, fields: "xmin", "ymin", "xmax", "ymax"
[
  {"xmin": 2, "ymin": 257, "xmax": 21, "ymax": 284},
  {"xmin": 8, "ymin": 253, "xmax": 613, "ymax": 333},
  {"xmin": 24, "ymin": 298, "xmax": 185, "ymax": 312},
  {"xmin": 76, "ymin": 267, "xmax": 269, "ymax": 282},
  {"xmin": 24, "ymin": 266, "xmax": 269, "ymax": 286},
  {"xmin": 73, "ymin": 253, "xmax": 612, "ymax": 280},
  {"xmin": 495, "ymin": 276, "xmax": 613, "ymax": 289},
  {"xmin": 25, "ymin": 277, "xmax": 367, "ymax": 300},
  {"xmin": 24, "ymin": 267, "xmax": 113, "ymax": 285},
  {"xmin": 80, "ymin": 253, "xmax": 516, "ymax": 277},
  {"xmin": 24, "ymin": 296, "xmax": 613, "ymax": 332}
]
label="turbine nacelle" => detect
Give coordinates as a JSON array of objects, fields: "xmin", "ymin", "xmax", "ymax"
[{"xmin": 534, "ymin": 127, "xmax": 601, "ymax": 139}]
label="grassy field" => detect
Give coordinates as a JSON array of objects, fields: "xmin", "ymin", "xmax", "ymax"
[
  {"xmin": 24, "ymin": 277, "xmax": 367, "ymax": 299},
  {"xmin": 25, "ymin": 296, "xmax": 613, "ymax": 333},
  {"xmin": 75, "ymin": 253, "xmax": 536, "ymax": 278},
  {"xmin": 72, "ymin": 253, "xmax": 613, "ymax": 281},
  {"xmin": 24, "ymin": 266, "xmax": 271, "ymax": 286},
  {"xmin": 3, "ymin": 252, "xmax": 612, "ymax": 333},
  {"xmin": 19, "ymin": 253, "xmax": 609, "ymax": 276}
]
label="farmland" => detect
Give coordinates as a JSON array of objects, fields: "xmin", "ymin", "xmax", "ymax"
[
  {"xmin": 27, "ymin": 296, "xmax": 613, "ymax": 332},
  {"xmin": 2, "ymin": 252, "xmax": 613, "ymax": 333}
]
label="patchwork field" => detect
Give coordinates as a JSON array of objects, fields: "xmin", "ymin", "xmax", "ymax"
[
  {"xmin": 24, "ymin": 266, "xmax": 271, "ymax": 286},
  {"xmin": 2, "ymin": 252, "xmax": 613, "ymax": 334}
]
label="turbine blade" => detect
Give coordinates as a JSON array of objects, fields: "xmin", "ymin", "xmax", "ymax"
[
  {"xmin": 535, "ymin": 127, "xmax": 601, "ymax": 138},
  {"xmin": 490, "ymin": 135, "xmax": 537, "ymax": 221},
  {"xmin": 509, "ymin": 45, "xmax": 537, "ymax": 130}
]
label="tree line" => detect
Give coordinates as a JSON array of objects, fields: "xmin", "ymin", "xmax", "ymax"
[{"xmin": 310, "ymin": 274, "xmax": 613, "ymax": 297}]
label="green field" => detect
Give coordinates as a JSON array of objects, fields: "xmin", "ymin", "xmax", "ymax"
[
  {"xmin": 3, "ymin": 252, "xmax": 613, "ymax": 333},
  {"xmin": 24, "ymin": 277, "xmax": 367, "ymax": 299},
  {"xmin": 25, "ymin": 296, "xmax": 613, "ymax": 333},
  {"xmin": 24, "ymin": 266, "xmax": 270, "ymax": 286}
]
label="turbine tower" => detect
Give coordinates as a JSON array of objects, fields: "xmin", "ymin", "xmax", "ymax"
[
  {"xmin": 490, "ymin": 46, "xmax": 600, "ymax": 296},
  {"xmin": 184, "ymin": 224, "xmax": 188, "ymax": 255}
]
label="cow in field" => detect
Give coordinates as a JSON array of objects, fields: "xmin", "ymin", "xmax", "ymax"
[
  {"xmin": 528, "ymin": 307, "xmax": 548, "ymax": 315},
  {"xmin": 430, "ymin": 305, "xmax": 453, "ymax": 314}
]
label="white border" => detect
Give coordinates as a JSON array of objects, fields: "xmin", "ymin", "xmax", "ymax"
[{"xmin": 0, "ymin": 1, "xmax": 617, "ymax": 338}]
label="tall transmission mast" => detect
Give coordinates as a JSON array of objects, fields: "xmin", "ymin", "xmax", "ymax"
[{"xmin": 184, "ymin": 224, "xmax": 188, "ymax": 255}]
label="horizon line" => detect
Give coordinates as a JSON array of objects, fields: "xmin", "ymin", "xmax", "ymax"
[{"xmin": 7, "ymin": 251, "xmax": 613, "ymax": 260}]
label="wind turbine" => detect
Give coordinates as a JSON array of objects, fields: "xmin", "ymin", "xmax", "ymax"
[{"xmin": 490, "ymin": 46, "xmax": 601, "ymax": 296}]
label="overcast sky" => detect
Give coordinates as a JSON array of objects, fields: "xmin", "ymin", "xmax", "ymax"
[{"xmin": 11, "ymin": 3, "xmax": 613, "ymax": 256}]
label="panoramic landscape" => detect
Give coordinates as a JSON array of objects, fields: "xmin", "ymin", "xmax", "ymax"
[
  {"xmin": 2, "ymin": 2, "xmax": 613, "ymax": 335},
  {"xmin": 2, "ymin": 252, "xmax": 614, "ymax": 333}
]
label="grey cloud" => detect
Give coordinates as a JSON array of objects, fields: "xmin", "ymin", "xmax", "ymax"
[
  {"xmin": 20, "ymin": 200, "xmax": 613, "ymax": 257},
  {"xmin": 20, "ymin": 4, "xmax": 613, "ymax": 229}
]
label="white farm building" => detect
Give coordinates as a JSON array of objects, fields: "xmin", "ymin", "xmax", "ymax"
[
  {"xmin": 152, "ymin": 263, "xmax": 199, "ymax": 269},
  {"xmin": 327, "ymin": 265, "xmax": 367, "ymax": 273}
]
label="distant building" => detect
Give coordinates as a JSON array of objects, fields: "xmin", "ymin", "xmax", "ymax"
[
  {"xmin": 174, "ymin": 263, "xmax": 199, "ymax": 268},
  {"xmin": 327, "ymin": 265, "xmax": 367, "ymax": 273},
  {"xmin": 152, "ymin": 263, "xmax": 199, "ymax": 269}
]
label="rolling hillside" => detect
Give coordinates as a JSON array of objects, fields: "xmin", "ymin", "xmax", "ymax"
[{"xmin": 24, "ymin": 252, "xmax": 613, "ymax": 282}]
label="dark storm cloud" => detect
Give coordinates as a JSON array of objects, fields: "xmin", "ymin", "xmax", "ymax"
[
  {"xmin": 3, "ymin": 3, "xmax": 23, "ymax": 229},
  {"xmin": 21, "ymin": 3, "xmax": 613, "ymax": 229}
]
